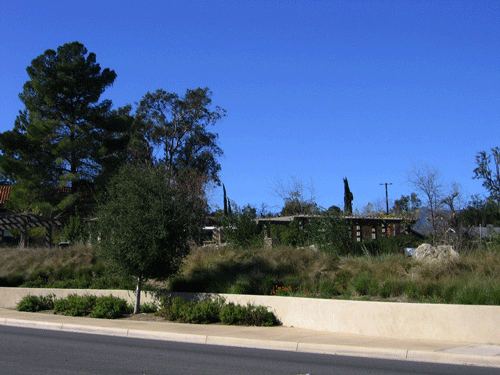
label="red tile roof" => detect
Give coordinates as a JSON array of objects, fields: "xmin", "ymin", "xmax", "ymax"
[{"xmin": 0, "ymin": 185, "xmax": 12, "ymax": 205}]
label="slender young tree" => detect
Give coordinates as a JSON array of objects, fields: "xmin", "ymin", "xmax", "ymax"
[{"xmin": 97, "ymin": 163, "xmax": 207, "ymax": 313}]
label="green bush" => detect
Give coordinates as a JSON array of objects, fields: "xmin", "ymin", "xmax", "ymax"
[
  {"xmin": 89, "ymin": 296, "xmax": 131, "ymax": 319},
  {"xmin": 54, "ymin": 294, "xmax": 97, "ymax": 316},
  {"xmin": 17, "ymin": 295, "xmax": 54, "ymax": 312},
  {"xmin": 158, "ymin": 296, "xmax": 279, "ymax": 326},
  {"xmin": 220, "ymin": 303, "xmax": 277, "ymax": 326},
  {"xmin": 141, "ymin": 302, "xmax": 158, "ymax": 313},
  {"xmin": 219, "ymin": 302, "xmax": 247, "ymax": 324},
  {"xmin": 159, "ymin": 297, "xmax": 222, "ymax": 324}
]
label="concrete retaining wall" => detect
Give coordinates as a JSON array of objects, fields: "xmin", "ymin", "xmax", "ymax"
[{"xmin": 1, "ymin": 287, "xmax": 499, "ymax": 345}]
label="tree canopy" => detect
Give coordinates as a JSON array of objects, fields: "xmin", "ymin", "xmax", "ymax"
[
  {"xmin": 474, "ymin": 147, "xmax": 500, "ymax": 207},
  {"xmin": 135, "ymin": 87, "xmax": 225, "ymax": 184},
  {"xmin": 0, "ymin": 41, "xmax": 129, "ymax": 214},
  {"xmin": 97, "ymin": 163, "xmax": 207, "ymax": 313}
]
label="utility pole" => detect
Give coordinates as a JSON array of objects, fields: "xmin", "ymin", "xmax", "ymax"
[{"xmin": 380, "ymin": 183, "xmax": 393, "ymax": 215}]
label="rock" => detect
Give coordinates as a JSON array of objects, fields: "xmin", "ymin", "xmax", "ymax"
[{"xmin": 413, "ymin": 243, "xmax": 459, "ymax": 262}]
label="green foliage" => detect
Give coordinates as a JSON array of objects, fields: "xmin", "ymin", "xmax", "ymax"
[
  {"xmin": 97, "ymin": 163, "xmax": 207, "ymax": 311},
  {"xmin": 54, "ymin": 294, "xmax": 97, "ymax": 316},
  {"xmin": 89, "ymin": 296, "xmax": 131, "ymax": 319},
  {"xmin": 280, "ymin": 219, "xmax": 312, "ymax": 247},
  {"xmin": 473, "ymin": 147, "xmax": 500, "ymax": 205},
  {"xmin": 393, "ymin": 193, "xmax": 421, "ymax": 216},
  {"xmin": 457, "ymin": 195, "xmax": 500, "ymax": 227},
  {"xmin": 60, "ymin": 213, "xmax": 89, "ymax": 244},
  {"xmin": 310, "ymin": 210, "xmax": 352, "ymax": 254},
  {"xmin": 159, "ymin": 296, "xmax": 223, "ymax": 324},
  {"xmin": 135, "ymin": 87, "xmax": 225, "ymax": 184},
  {"xmin": 352, "ymin": 272, "xmax": 379, "ymax": 296},
  {"xmin": 17, "ymin": 294, "xmax": 54, "ymax": 312},
  {"xmin": 140, "ymin": 303, "xmax": 158, "ymax": 314},
  {"xmin": 220, "ymin": 303, "xmax": 278, "ymax": 326},
  {"xmin": 0, "ymin": 41, "xmax": 127, "ymax": 215},
  {"xmin": 159, "ymin": 296, "xmax": 278, "ymax": 326},
  {"xmin": 221, "ymin": 205, "xmax": 264, "ymax": 248}
]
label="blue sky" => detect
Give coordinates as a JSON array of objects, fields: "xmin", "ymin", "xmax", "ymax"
[{"xmin": 1, "ymin": 0, "xmax": 499, "ymax": 213}]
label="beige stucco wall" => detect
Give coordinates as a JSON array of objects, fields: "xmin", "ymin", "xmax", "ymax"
[{"xmin": 1, "ymin": 287, "xmax": 499, "ymax": 344}]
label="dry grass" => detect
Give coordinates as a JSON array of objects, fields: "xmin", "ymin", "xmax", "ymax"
[
  {"xmin": 2, "ymin": 242, "xmax": 500, "ymax": 304},
  {"xmin": 0, "ymin": 243, "xmax": 95, "ymax": 278}
]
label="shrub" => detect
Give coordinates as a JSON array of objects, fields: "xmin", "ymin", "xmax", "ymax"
[
  {"xmin": 186, "ymin": 299, "xmax": 222, "ymax": 324},
  {"xmin": 17, "ymin": 295, "xmax": 54, "ymax": 312},
  {"xmin": 54, "ymin": 294, "xmax": 97, "ymax": 316},
  {"xmin": 89, "ymin": 296, "xmax": 131, "ymax": 319},
  {"xmin": 141, "ymin": 302, "xmax": 158, "ymax": 313},
  {"xmin": 158, "ymin": 296, "xmax": 279, "ymax": 326},
  {"xmin": 220, "ymin": 303, "xmax": 277, "ymax": 326}
]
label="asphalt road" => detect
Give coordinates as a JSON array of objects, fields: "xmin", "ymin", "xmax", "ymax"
[{"xmin": 1, "ymin": 326, "xmax": 498, "ymax": 375}]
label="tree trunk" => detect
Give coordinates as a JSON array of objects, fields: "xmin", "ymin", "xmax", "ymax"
[{"xmin": 134, "ymin": 276, "xmax": 142, "ymax": 314}]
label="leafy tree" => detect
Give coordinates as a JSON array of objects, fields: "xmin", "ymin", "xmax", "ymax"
[
  {"xmin": 135, "ymin": 88, "xmax": 225, "ymax": 184},
  {"xmin": 474, "ymin": 147, "xmax": 500, "ymax": 208},
  {"xmin": 96, "ymin": 163, "xmax": 207, "ymax": 313},
  {"xmin": 393, "ymin": 193, "xmax": 421, "ymax": 216},
  {"xmin": 457, "ymin": 195, "xmax": 500, "ymax": 227},
  {"xmin": 221, "ymin": 204, "xmax": 263, "ymax": 248},
  {"xmin": 0, "ymin": 41, "xmax": 128, "ymax": 214}
]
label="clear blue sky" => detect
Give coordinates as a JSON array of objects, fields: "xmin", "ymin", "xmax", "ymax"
[{"xmin": 1, "ymin": 0, "xmax": 498, "ymax": 213}]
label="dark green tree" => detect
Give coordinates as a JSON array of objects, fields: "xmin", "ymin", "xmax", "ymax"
[
  {"xmin": 343, "ymin": 178, "xmax": 353, "ymax": 215},
  {"xmin": 97, "ymin": 163, "xmax": 207, "ymax": 313},
  {"xmin": 474, "ymin": 147, "xmax": 500, "ymax": 209},
  {"xmin": 135, "ymin": 88, "xmax": 225, "ymax": 184},
  {"xmin": 0, "ymin": 41, "xmax": 128, "ymax": 214},
  {"xmin": 393, "ymin": 193, "xmax": 421, "ymax": 216},
  {"xmin": 457, "ymin": 195, "xmax": 500, "ymax": 227}
]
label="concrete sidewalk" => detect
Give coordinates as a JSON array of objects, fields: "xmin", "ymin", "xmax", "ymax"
[{"xmin": 1, "ymin": 308, "xmax": 500, "ymax": 368}]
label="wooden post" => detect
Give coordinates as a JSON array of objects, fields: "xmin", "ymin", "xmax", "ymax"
[
  {"xmin": 19, "ymin": 215, "xmax": 27, "ymax": 248},
  {"xmin": 45, "ymin": 222, "xmax": 52, "ymax": 248}
]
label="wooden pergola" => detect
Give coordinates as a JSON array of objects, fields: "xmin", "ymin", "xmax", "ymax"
[{"xmin": 0, "ymin": 212, "xmax": 62, "ymax": 248}]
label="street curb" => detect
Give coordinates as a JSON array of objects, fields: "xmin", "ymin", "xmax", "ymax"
[{"xmin": 2, "ymin": 318, "xmax": 500, "ymax": 368}]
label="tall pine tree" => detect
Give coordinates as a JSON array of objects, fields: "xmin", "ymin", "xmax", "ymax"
[{"xmin": 0, "ymin": 42, "xmax": 127, "ymax": 215}]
